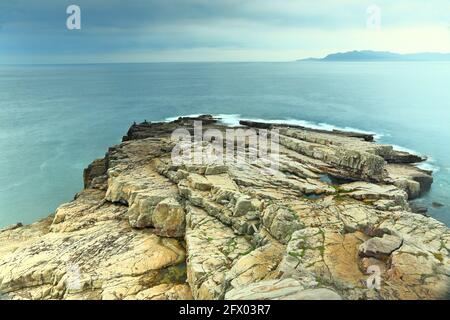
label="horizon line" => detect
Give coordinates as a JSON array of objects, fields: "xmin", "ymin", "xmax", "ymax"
[
  {"xmin": 3, "ymin": 50, "xmax": 450, "ymax": 66},
  {"xmin": 4, "ymin": 60, "xmax": 450, "ymax": 66}
]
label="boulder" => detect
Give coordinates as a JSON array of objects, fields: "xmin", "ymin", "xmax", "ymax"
[
  {"xmin": 187, "ymin": 174, "xmax": 212, "ymax": 191},
  {"xmin": 359, "ymin": 234, "xmax": 403, "ymax": 259},
  {"xmin": 432, "ymin": 202, "xmax": 444, "ymax": 209},
  {"xmin": 261, "ymin": 205, "xmax": 303, "ymax": 244},
  {"xmin": 152, "ymin": 198, "xmax": 186, "ymax": 237},
  {"xmin": 233, "ymin": 197, "xmax": 254, "ymax": 217},
  {"xmin": 205, "ymin": 165, "xmax": 228, "ymax": 175}
]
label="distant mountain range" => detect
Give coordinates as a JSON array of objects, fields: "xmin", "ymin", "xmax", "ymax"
[{"xmin": 299, "ymin": 50, "xmax": 450, "ymax": 62}]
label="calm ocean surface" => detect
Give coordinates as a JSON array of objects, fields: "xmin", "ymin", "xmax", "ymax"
[{"xmin": 0, "ymin": 62, "xmax": 449, "ymax": 227}]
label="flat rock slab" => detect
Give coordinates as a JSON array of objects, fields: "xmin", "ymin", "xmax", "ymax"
[
  {"xmin": 359, "ymin": 234, "xmax": 403, "ymax": 259},
  {"xmin": 225, "ymin": 279, "xmax": 341, "ymax": 300}
]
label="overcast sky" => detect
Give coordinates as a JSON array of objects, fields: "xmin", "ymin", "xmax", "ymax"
[{"xmin": 1, "ymin": 0, "xmax": 450, "ymax": 64}]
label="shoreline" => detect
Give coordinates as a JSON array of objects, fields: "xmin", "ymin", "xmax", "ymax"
[
  {"xmin": 0, "ymin": 114, "xmax": 444, "ymax": 230},
  {"xmin": 0, "ymin": 114, "xmax": 442, "ymax": 230},
  {"xmin": 167, "ymin": 113, "xmax": 437, "ymax": 166}
]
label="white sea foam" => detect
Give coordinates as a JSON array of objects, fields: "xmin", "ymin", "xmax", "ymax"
[
  {"xmin": 215, "ymin": 114, "xmax": 242, "ymax": 126},
  {"xmin": 416, "ymin": 159, "xmax": 440, "ymax": 173},
  {"xmin": 164, "ymin": 113, "xmax": 242, "ymax": 126},
  {"xmin": 391, "ymin": 144, "xmax": 422, "ymax": 156},
  {"xmin": 391, "ymin": 145, "xmax": 441, "ymax": 173},
  {"xmin": 237, "ymin": 116, "xmax": 378, "ymax": 135},
  {"xmin": 165, "ymin": 113, "xmax": 383, "ymax": 139},
  {"xmin": 164, "ymin": 114, "xmax": 203, "ymax": 122},
  {"xmin": 236, "ymin": 115, "xmax": 385, "ymax": 139}
]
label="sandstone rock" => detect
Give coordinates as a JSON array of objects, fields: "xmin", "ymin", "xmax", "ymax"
[
  {"xmin": 83, "ymin": 158, "xmax": 107, "ymax": 189},
  {"xmin": 261, "ymin": 204, "xmax": 303, "ymax": 244},
  {"xmin": 339, "ymin": 182, "xmax": 408, "ymax": 210},
  {"xmin": 225, "ymin": 278, "xmax": 341, "ymax": 300},
  {"xmin": 185, "ymin": 205, "xmax": 252, "ymax": 300},
  {"xmin": 285, "ymin": 288, "xmax": 342, "ymax": 300},
  {"xmin": 359, "ymin": 234, "xmax": 403, "ymax": 259},
  {"xmin": 0, "ymin": 223, "xmax": 23, "ymax": 232},
  {"xmin": 0, "ymin": 115, "xmax": 448, "ymax": 301},
  {"xmin": 134, "ymin": 284, "xmax": 193, "ymax": 300},
  {"xmin": 385, "ymin": 164, "xmax": 433, "ymax": 199},
  {"xmin": 0, "ymin": 190, "xmax": 187, "ymax": 300},
  {"xmin": 278, "ymin": 129, "xmax": 386, "ymax": 182},
  {"xmin": 386, "ymin": 150, "xmax": 426, "ymax": 164},
  {"xmin": 225, "ymin": 241, "xmax": 285, "ymax": 290},
  {"xmin": 152, "ymin": 197, "xmax": 186, "ymax": 237},
  {"xmin": 205, "ymin": 165, "xmax": 228, "ymax": 175},
  {"xmin": 188, "ymin": 173, "xmax": 212, "ymax": 191},
  {"xmin": 233, "ymin": 197, "xmax": 254, "ymax": 217}
]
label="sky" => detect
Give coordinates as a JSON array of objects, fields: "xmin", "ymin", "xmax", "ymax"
[{"xmin": 1, "ymin": 0, "xmax": 450, "ymax": 64}]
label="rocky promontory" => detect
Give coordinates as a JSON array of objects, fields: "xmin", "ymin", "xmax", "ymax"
[{"xmin": 0, "ymin": 115, "xmax": 448, "ymax": 300}]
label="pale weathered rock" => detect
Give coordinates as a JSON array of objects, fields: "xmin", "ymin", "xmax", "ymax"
[
  {"xmin": 261, "ymin": 204, "xmax": 303, "ymax": 244},
  {"xmin": 134, "ymin": 284, "xmax": 193, "ymax": 300},
  {"xmin": 385, "ymin": 164, "xmax": 433, "ymax": 199},
  {"xmin": 284, "ymin": 288, "xmax": 342, "ymax": 300},
  {"xmin": 0, "ymin": 190, "xmax": 187, "ymax": 300},
  {"xmin": 225, "ymin": 278, "xmax": 341, "ymax": 300},
  {"xmin": 278, "ymin": 130, "xmax": 386, "ymax": 182},
  {"xmin": 185, "ymin": 205, "xmax": 253, "ymax": 300},
  {"xmin": 205, "ymin": 165, "xmax": 228, "ymax": 175},
  {"xmin": 188, "ymin": 173, "xmax": 212, "ymax": 191},
  {"xmin": 233, "ymin": 196, "xmax": 254, "ymax": 217},
  {"xmin": 359, "ymin": 234, "xmax": 403, "ymax": 259},
  {"xmin": 0, "ymin": 116, "xmax": 448, "ymax": 300},
  {"xmin": 226, "ymin": 241, "xmax": 285, "ymax": 290},
  {"xmin": 339, "ymin": 182, "xmax": 409, "ymax": 210},
  {"xmin": 152, "ymin": 197, "xmax": 186, "ymax": 237}
]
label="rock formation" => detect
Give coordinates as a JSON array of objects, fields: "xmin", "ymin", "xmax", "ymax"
[{"xmin": 0, "ymin": 115, "xmax": 448, "ymax": 300}]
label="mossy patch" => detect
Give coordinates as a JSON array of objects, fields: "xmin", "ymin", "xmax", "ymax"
[
  {"xmin": 333, "ymin": 194, "xmax": 351, "ymax": 203},
  {"xmin": 433, "ymin": 252, "xmax": 444, "ymax": 263},
  {"xmin": 288, "ymin": 250, "xmax": 305, "ymax": 260},
  {"xmin": 158, "ymin": 263, "xmax": 187, "ymax": 284},
  {"xmin": 240, "ymin": 244, "xmax": 256, "ymax": 257},
  {"xmin": 222, "ymin": 238, "xmax": 238, "ymax": 257}
]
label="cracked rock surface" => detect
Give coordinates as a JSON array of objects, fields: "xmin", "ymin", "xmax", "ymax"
[{"xmin": 0, "ymin": 115, "xmax": 448, "ymax": 300}]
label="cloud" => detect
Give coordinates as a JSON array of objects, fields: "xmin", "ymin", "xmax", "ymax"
[{"xmin": 1, "ymin": 0, "xmax": 449, "ymax": 63}]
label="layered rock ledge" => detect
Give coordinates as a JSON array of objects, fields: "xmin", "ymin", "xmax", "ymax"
[{"xmin": 0, "ymin": 115, "xmax": 448, "ymax": 300}]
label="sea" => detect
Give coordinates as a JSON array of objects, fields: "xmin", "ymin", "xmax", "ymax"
[{"xmin": 0, "ymin": 62, "xmax": 449, "ymax": 227}]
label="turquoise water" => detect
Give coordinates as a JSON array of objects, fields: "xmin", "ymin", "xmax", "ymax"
[{"xmin": 0, "ymin": 62, "xmax": 449, "ymax": 227}]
